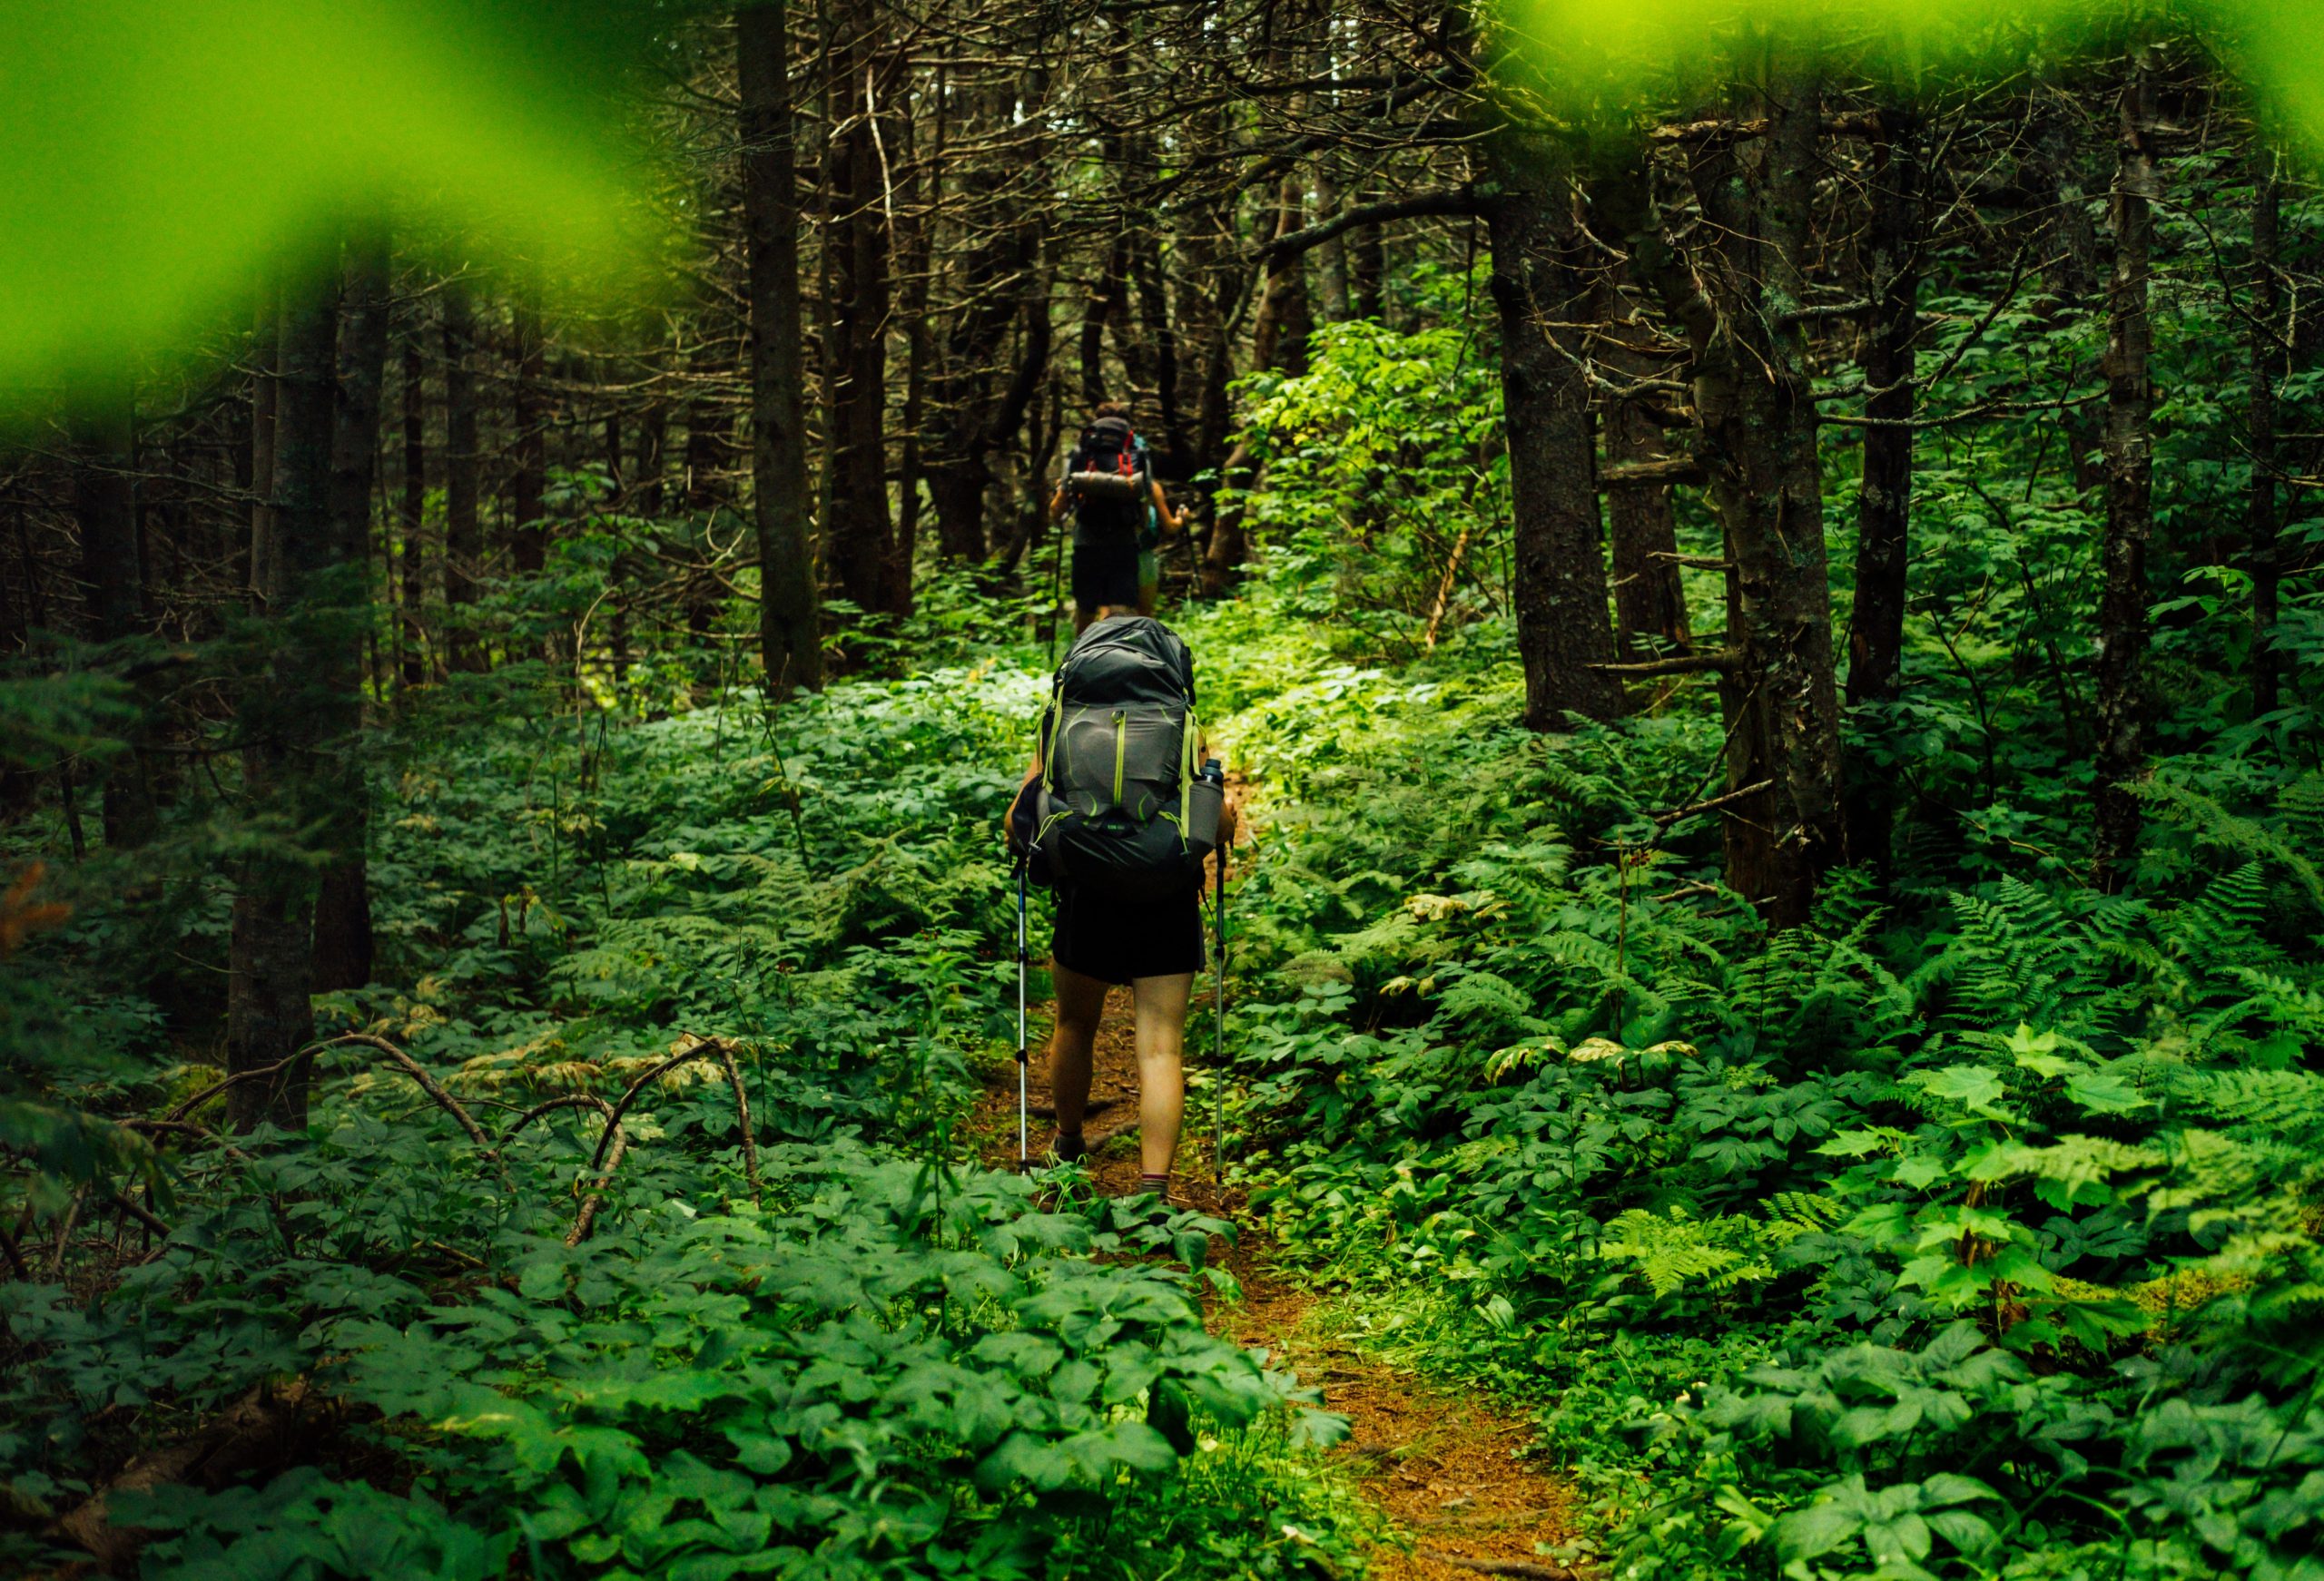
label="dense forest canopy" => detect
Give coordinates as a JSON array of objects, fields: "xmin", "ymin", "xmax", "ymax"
[{"xmin": 4, "ymin": 1, "xmax": 2324, "ymax": 1577}]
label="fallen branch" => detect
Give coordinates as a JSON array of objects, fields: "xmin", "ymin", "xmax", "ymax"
[
  {"xmin": 707, "ymin": 1040, "xmax": 763, "ymax": 1207},
  {"xmin": 1423, "ymin": 519, "xmax": 1479, "ymax": 650},
  {"xmin": 51, "ymin": 1382, "xmax": 314, "ymax": 1569},
  {"xmin": 1649, "ymin": 109, "xmax": 1883, "ymax": 144},
  {"xmin": 498, "ymin": 1091, "xmax": 618, "ymax": 1148},
  {"xmin": 1589, "ymin": 648, "xmax": 1738, "ymax": 677},
  {"xmin": 159, "ymin": 1034, "xmax": 487, "ymax": 1152},
  {"xmin": 46, "ymin": 1186, "xmax": 87, "ymax": 1275},
  {"xmin": 308, "ymin": 1035, "xmax": 491, "ymax": 1149},
  {"xmin": 1600, "ymin": 457, "xmax": 1704, "ymax": 487},
  {"xmin": 123, "ymin": 1117, "xmax": 253, "ymax": 1164},
  {"xmin": 1651, "ymin": 779, "xmax": 1776, "ymax": 827},
  {"xmin": 1420, "ymin": 1553, "xmax": 1584, "ymax": 1580},
  {"xmin": 567, "ymin": 1124, "xmax": 633, "ymax": 1248},
  {"xmin": 560, "ymin": 1036, "xmax": 764, "ymax": 1242},
  {"xmin": 108, "ymin": 1190, "xmax": 172, "ymax": 1243}
]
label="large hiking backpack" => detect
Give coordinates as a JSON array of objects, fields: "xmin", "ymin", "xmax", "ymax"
[
  {"xmin": 1020, "ymin": 615, "xmax": 1214, "ymax": 900},
  {"xmin": 1066, "ymin": 417, "xmax": 1146, "ymax": 509}
]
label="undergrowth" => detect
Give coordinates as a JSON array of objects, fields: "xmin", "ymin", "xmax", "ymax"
[
  {"xmin": 1187, "ymin": 572, "xmax": 2324, "ymax": 1581},
  {"xmin": 0, "ymin": 658, "xmax": 1364, "ymax": 1580}
]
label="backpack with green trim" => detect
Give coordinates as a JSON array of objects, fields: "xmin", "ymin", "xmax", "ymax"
[{"xmin": 1020, "ymin": 615, "xmax": 1212, "ymax": 900}]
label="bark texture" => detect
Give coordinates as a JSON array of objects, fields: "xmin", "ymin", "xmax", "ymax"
[
  {"xmin": 740, "ymin": 1, "xmax": 825, "ymax": 694},
  {"xmin": 73, "ymin": 403, "xmax": 157, "ymax": 848},
  {"xmin": 399, "ymin": 319, "xmax": 428, "ymax": 686},
  {"xmin": 1647, "ymin": 69, "xmax": 1845, "ymax": 926},
  {"xmin": 311, "ymin": 235, "xmax": 389, "ymax": 994},
  {"xmin": 2249, "ymin": 159, "xmax": 2284, "ymax": 718},
  {"xmin": 228, "ymin": 280, "xmax": 341, "ymax": 1132},
  {"xmin": 2092, "ymin": 59, "xmax": 2158, "ymax": 892},
  {"xmin": 1842, "ymin": 111, "xmax": 1923, "ymax": 875},
  {"xmin": 822, "ymin": 0, "xmax": 900, "ymax": 624},
  {"xmin": 1480, "ymin": 128, "xmax": 1625, "ymax": 728},
  {"xmin": 441, "ymin": 280, "xmax": 483, "ymax": 673},
  {"xmin": 1595, "ymin": 267, "xmax": 1691, "ymax": 670}
]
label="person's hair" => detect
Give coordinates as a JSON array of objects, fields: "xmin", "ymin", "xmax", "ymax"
[{"xmin": 1091, "ymin": 399, "xmax": 1129, "ymax": 420}]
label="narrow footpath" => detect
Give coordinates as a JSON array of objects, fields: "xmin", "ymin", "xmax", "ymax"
[{"xmin": 975, "ymin": 978, "xmax": 1581, "ymax": 1581}]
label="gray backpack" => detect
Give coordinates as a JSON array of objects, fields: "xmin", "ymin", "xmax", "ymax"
[{"xmin": 1021, "ymin": 616, "xmax": 1220, "ymax": 900}]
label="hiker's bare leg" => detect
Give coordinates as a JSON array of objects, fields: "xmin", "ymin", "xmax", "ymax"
[
  {"xmin": 1049, "ymin": 962, "xmax": 1108, "ymax": 1141},
  {"xmin": 1129, "ymin": 971, "xmax": 1193, "ymax": 1178}
]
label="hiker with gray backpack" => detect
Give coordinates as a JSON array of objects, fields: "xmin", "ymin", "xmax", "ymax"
[
  {"xmin": 1005, "ymin": 614, "xmax": 1233, "ymax": 1200},
  {"xmin": 1049, "ymin": 401, "xmax": 1183, "ymax": 633}
]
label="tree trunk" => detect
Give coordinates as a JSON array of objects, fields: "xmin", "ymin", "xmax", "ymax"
[
  {"xmin": 684, "ymin": 396, "xmax": 734, "ymax": 650},
  {"xmin": 893, "ymin": 93, "xmax": 933, "ymax": 594},
  {"xmin": 1480, "ymin": 129, "xmax": 1625, "ymax": 728},
  {"xmin": 74, "ymin": 402, "xmax": 159, "ymax": 849},
  {"xmin": 635, "ymin": 404, "xmax": 667, "ymax": 516},
  {"xmin": 509, "ymin": 289, "xmax": 547, "ymax": 576},
  {"xmin": 1129, "ymin": 229, "xmax": 1187, "ymax": 473},
  {"xmin": 923, "ymin": 75, "xmax": 1036, "ymax": 565},
  {"xmin": 1595, "ymin": 269, "xmax": 1691, "ymax": 669},
  {"xmin": 2250, "ymin": 155, "xmax": 2284, "ymax": 718},
  {"xmin": 2092, "ymin": 57, "xmax": 2160, "ymax": 891},
  {"xmin": 1651, "ymin": 67, "xmax": 1844, "ymax": 926},
  {"xmin": 1079, "ymin": 242, "xmax": 1121, "ymax": 409},
  {"xmin": 312, "ymin": 233, "xmax": 389, "ymax": 995},
  {"xmin": 1350, "ymin": 193, "xmax": 1386, "ymax": 320},
  {"xmin": 1202, "ymin": 190, "xmax": 1301, "ymax": 596},
  {"xmin": 1313, "ymin": 158, "xmax": 1353, "ymax": 323},
  {"xmin": 822, "ymin": 0, "xmax": 899, "ymax": 625},
  {"xmin": 2034, "ymin": 100, "xmax": 2107, "ymax": 498},
  {"xmin": 249, "ymin": 287, "xmax": 280, "ymax": 610},
  {"xmin": 228, "ymin": 277, "xmax": 345, "ymax": 1133},
  {"xmin": 740, "ymin": 0, "xmax": 824, "ymax": 695},
  {"xmin": 441, "ymin": 280, "xmax": 484, "ymax": 673},
  {"xmin": 1842, "ymin": 110, "xmax": 1922, "ymax": 876},
  {"xmin": 399, "ymin": 315, "xmax": 428, "ymax": 687}
]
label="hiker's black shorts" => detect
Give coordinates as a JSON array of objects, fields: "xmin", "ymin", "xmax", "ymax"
[
  {"xmin": 1072, "ymin": 537, "xmax": 1141, "ymax": 613},
  {"xmin": 1052, "ymin": 883, "xmax": 1204, "ymax": 986}
]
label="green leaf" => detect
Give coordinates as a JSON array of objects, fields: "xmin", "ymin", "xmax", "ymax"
[{"xmin": 1769, "ymin": 1499, "xmax": 1862, "ymax": 1562}]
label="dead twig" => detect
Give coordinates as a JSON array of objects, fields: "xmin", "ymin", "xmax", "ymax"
[
  {"xmin": 1650, "ymin": 778, "xmax": 1777, "ymax": 828},
  {"xmin": 1420, "ymin": 1552, "xmax": 1585, "ymax": 1580},
  {"xmin": 162, "ymin": 1035, "xmax": 488, "ymax": 1151},
  {"xmin": 566, "ymin": 1124, "xmax": 632, "ymax": 1247},
  {"xmin": 707, "ymin": 1039, "xmax": 763, "ymax": 1208}
]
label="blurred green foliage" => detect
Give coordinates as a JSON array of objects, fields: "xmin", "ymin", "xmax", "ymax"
[{"xmin": 0, "ymin": 0, "xmax": 654, "ymax": 401}]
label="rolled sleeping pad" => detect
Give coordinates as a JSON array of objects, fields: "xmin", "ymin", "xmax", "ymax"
[{"xmin": 1068, "ymin": 469, "xmax": 1143, "ymax": 501}]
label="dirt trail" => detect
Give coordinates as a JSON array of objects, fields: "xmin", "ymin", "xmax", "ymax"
[{"xmin": 973, "ymin": 982, "xmax": 1581, "ymax": 1580}]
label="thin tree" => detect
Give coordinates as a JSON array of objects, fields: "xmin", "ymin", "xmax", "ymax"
[
  {"xmin": 441, "ymin": 279, "xmax": 484, "ymax": 673},
  {"xmin": 1842, "ymin": 108, "xmax": 1924, "ymax": 874},
  {"xmin": 72, "ymin": 401, "xmax": 157, "ymax": 847},
  {"xmin": 2092, "ymin": 55, "xmax": 2159, "ymax": 890},
  {"xmin": 2249, "ymin": 152, "xmax": 2284, "ymax": 718},
  {"xmin": 227, "ymin": 273, "xmax": 345, "ymax": 1131},
  {"xmin": 312, "ymin": 232, "xmax": 389, "ymax": 994},
  {"xmin": 1479, "ymin": 123, "xmax": 1625, "ymax": 727},
  {"xmin": 740, "ymin": 1, "xmax": 823, "ymax": 693},
  {"xmin": 399, "ymin": 305, "xmax": 428, "ymax": 687}
]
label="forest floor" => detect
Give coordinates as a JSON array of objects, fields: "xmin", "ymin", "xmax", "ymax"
[{"xmin": 971, "ymin": 985, "xmax": 1581, "ymax": 1581}]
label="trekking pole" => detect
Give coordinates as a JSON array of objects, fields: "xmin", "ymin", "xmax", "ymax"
[
  {"xmin": 1016, "ymin": 853, "xmax": 1031, "ymax": 1172},
  {"xmin": 1212, "ymin": 840, "xmax": 1228, "ymax": 1181}
]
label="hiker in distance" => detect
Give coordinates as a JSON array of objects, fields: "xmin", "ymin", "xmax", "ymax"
[
  {"xmin": 1007, "ymin": 613, "xmax": 1234, "ymax": 1201},
  {"xmin": 1049, "ymin": 400, "xmax": 1183, "ymax": 633}
]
